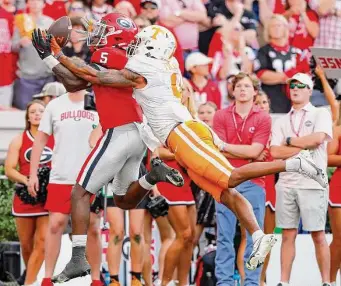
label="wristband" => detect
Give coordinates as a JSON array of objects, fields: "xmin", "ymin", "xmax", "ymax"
[
  {"xmin": 43, "ymin": 55, "xmax": 59, "ymax": 70},
  {"xmin": 286, "ymin": 137, "xmax": 292, "ymax": 146},
  {"xmin": 55, "ymin": 51, "xmax": 64, "ymax": 60}
]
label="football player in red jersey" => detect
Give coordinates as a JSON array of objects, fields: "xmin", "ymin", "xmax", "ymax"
[{"xmin": 30, "ymin": 13, "xmax": 184, "ymax": 286}]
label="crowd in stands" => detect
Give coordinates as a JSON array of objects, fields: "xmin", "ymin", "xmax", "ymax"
[
  {"xmin": 1, "ymin": 0, "xmax": 340, "ymax": 111},
  {"xmin": 1, "ymin": 0, "xmax": 341, "ymax": 285}
]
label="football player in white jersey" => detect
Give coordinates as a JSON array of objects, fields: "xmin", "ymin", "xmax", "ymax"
[{"xmin": 69, "ymin": 25, "xmax": 328, "ymax": 277}]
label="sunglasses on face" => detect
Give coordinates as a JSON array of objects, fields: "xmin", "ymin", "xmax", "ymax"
[
  {"xmin": 289, "ymin": 82, "xmax": 308, "ymax": 89},
  {"xmin": 142, "ymin": 5, "xmax": 157, "ymax": 10}
]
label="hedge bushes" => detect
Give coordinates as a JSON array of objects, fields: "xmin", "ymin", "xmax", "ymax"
[{"xmin": 0, "ymin": 165, "xmax": 18, "ymax": 241}]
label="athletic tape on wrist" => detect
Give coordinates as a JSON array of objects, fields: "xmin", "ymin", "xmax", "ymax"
[{"xmin": 43, "ymin": 55, "xmax": 59, "ymax": 70}]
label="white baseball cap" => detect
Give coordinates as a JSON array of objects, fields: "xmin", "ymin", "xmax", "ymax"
[
  {"xmin": 33, "ymin": 82, "xmax": 66, "ymax": 99},
  {"xmin": 185, "ymin": 52, "xmax": 213, "ymax": 71},
  {"xmin": 287, "ymin": 73, "xmax": 314, "ymax": 89}
]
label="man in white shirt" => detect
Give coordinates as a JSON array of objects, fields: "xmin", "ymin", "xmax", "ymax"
[
  {"xmin": 28, "ymin": 90, "xmax": 100, "ymax": 286},
  {"xmin": 270, "ymin": 73, "xmax": 332, "ymax": 286}
]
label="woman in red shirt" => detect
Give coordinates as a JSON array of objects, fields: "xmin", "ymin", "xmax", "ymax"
[
  {"xmin": 284, "ymin": 0, "xmax": 319, "ymax": 51},
  {"xmin": 5, "ymin": 100, "xmax": 54, "ymax": 285}
]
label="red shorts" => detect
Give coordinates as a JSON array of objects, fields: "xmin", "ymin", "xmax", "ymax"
[
  {"xmin": 265, "ymin": 175, "xmax": 276, "ymax": 211},
  {"xmin": 12, "ymin": 194, "xmax": 48, "ymax": 217},
  {"xmin": 157, "ymin": 160, "xmax": 195, "ymax": 206},
  {"xmin": 45, "ymin": 184, "xmax": 73, "ymax": 214},
  {"xmin": 329, "ymin": 169, "xmax": 341, "ymax": 207}
]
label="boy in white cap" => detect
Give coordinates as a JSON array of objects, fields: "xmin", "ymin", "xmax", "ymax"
[
  {"xmin": 186, "ymin": 52, "xmax": 222, "ymax": 109},
  {"xmin": 270, "ymin": 73, "xmax": 332, "ymax": 286}
]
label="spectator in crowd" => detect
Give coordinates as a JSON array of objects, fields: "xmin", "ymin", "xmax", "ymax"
[
  {"xmin": 143, "ymin": 188, "xmax": 175, "ymax": 286},
  {"xmin": 27, "ymin": 88, "xmax": 99, "ymax": 286},
  {"xmin": 158, "ymin": 0, "xmax": 207, "ymax": 56},
  {"xmin": 63, "ymin": 16, "xmax": 91, "ymax": 63},
  {"xmin": 310, "ymin": 0, "xmax": 341, "ymax": 50},
  {"xmin": 133, "ymin": 14, "xmax": 151, "ymax": 30},
  {"xmin": 43, "ymin": 0, "xmax": 67, "ymax": 20},
  {"xmin": 213, "ymin": 73, "xmax": 270, "ymax": 285},
  {"xmin": 254, "ymin": 91, "xmax": 276, "ymax": 286},
  {"xmin": 4, "ymin": 100, "xmax": 53, "ymax": 286},
  {"xmin": 87, "ymin": 0, "xmax": 114, "ymax": 21},
  {"xmin": 191, "ymin": 101, "xmax": 217, "ymax": 247},
  {"xmin": 139, "ymin": 0, "xmax": 185, "ymax": 74},
  {"xmin": 199, "ymin": 0, "xmax": 258, "ymax": 55},
  {"xmin": 67, "ymin": 0, "xmax": 89, "ymax": 18},
  {"xmin": 115, "ymin": 0, "xmax": 137, "ymax": 18},
  {"xmin": 0, "ymin": 0, "xmax": 17, "ymax": 107},
  {"xmin": 185, "ymin": 52, "xmax": 222, "ymax": 109},
  {"xmin": 12, "ymin": 0, "xmax": 54, "ymax": 110},
  {"xmin": 283, "ymin": 0, "xmax": 319, "ymax": 51},
  {"xmin": 208, "ymin": 20, "xmax": 255, "ymax": 80},
  {"xmin": 254, "ymin": 14, "xmax": 310, "ymax": 113},
  {"xmin": 32, "ymin": 81, "xmax": 66, "ymax": 105},
  {"xmin": 270, "ymin": 73, "xmax": 332, "ymax": 286}
]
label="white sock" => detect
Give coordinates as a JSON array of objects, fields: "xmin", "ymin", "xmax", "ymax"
[
  {"xmin": 285, "ymin": 158, "xmax": 298, "ymax": 172},
  {"xmin": 331, "ymin": 282, "xmax": 336, "ymax": 286},
  {"xmin": 139, "ymin": 175, "xmax": 154, "ymax": 190},
  {"xmin": 24, "ymin": 282, "xmax": 38, "ymax": 286},
  {"xmin": 72, "ymin": 234, "xmax": 87, "ymax": 247},
  {"xmin": 252, "ymin": 230, "xmax": 264, "ymax": 243},
  {"xmin": 279, "ymin": 282, "xmax": 290, "ymax": 286}
]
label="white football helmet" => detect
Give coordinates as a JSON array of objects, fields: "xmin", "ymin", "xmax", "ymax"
[{"xmin": 127, "ymin": 25, "xmax": 177, "ymax": 60}]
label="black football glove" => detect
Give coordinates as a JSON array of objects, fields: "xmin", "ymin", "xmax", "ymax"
[{"xmin": 32, "ymin": 28, "xmax": 52, "ymax": 60}]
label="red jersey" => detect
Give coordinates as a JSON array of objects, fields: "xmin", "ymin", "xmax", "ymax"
[
  {"xmin": 0, "ymin": 7, "xmax": 16, "ymax": 86},
  {"xmin": 91, "ymin": 47, "xmax": 143, "ymax": 131},
  {"xmin": 19, "ymin": 130, "xmax": 54, "ymax": 176},
  {"xmin": 213, "ymin": 104, "xmax": 271, "ymax": 187},
  {"xmin": 190, "ymin": 79, "xmax": 222, "ymax": 109},
  {"xmin": 288, "ymin": 10, "xmax": 319, "ymax": 51}
]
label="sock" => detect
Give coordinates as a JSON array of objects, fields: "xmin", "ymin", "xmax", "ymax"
[
  {"xmin": 252, "ymin": 230, "xmax": 264, "ymax": 243},
  {"xmin": 131, "ymin": 272, "xmax": 142, "ymax": 281},
  {"xmin": 279, "ymin": 282, "xmax": 290, "ymax": 286},
  {"xmin": 24, "ymin": 282, "xmax": 37, "ymax": 286},
  {"xmin": 285, "ymin": 158, "xmax": 298, "ymax": 172},
  {"xmin": 72, "ymin": 235, "xmax": 87, "ymax": 247},
  {"xmin": 331, "ymin": 282, "xmax": 336, "ymax": 286},
  {"xmin": 91, "ymin": 280, "xmax": 102, "ymax": 286},
  {"xmin": 139, "ymin": 175, "xmax": 154, "ymax": 190},
  {"xmin": 110, "ymin": 275, "xmax": 119, "ymax": 282},
  {"xmin": 41, "ymin": 278, "xmax": 52, "ymax": 285}
]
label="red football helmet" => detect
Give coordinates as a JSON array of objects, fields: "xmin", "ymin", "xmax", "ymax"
[{"xmin": 85, "ymin": 12, "xmax": 138, "ymax": 49}]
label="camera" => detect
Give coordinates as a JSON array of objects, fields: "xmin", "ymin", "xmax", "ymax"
[
  {"xmin": 310, "ymin": 56, "xmax": 338, "ymax": 93},
  {"xmin": 84, "ymin": 88, "xmax": 97, "ymax": 111}
]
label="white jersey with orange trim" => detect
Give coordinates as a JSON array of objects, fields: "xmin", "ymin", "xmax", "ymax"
[{"xmin": 125, "ymin": 55, "xmax": 193, "ymax": 144}]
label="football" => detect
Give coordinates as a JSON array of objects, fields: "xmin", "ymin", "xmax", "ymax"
[{"xmin": 47, "ymin": 16, "xmax": 72, "ymax": 48}]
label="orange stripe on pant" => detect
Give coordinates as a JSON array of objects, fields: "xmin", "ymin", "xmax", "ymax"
[{"xmin": 167, "ymin": 121, "xmax": 234, "ymax": 202}]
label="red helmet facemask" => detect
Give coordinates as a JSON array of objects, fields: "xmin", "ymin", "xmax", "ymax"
[{"xmin": 85, "ymin": 12, "xmax": 138, "ymax": 49}]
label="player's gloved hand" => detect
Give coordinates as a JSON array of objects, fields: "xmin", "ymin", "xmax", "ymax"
[
  {"xmin": 50, "ymin": 36, "xmax": 62, "ymax": 56},
  {"xmin": 32, "ymin": 28, "xmax": 52, "ymax": 60}
]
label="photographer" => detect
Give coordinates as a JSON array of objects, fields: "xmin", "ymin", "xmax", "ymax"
[{"xmin": 5, "ymin": 100, "xmax": 54, "ymax": 286}]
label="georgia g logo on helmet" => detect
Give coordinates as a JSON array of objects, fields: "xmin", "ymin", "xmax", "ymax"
[{"xmin": 116, "ymin": 18, "xmax": 134, "ymax": 29}]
